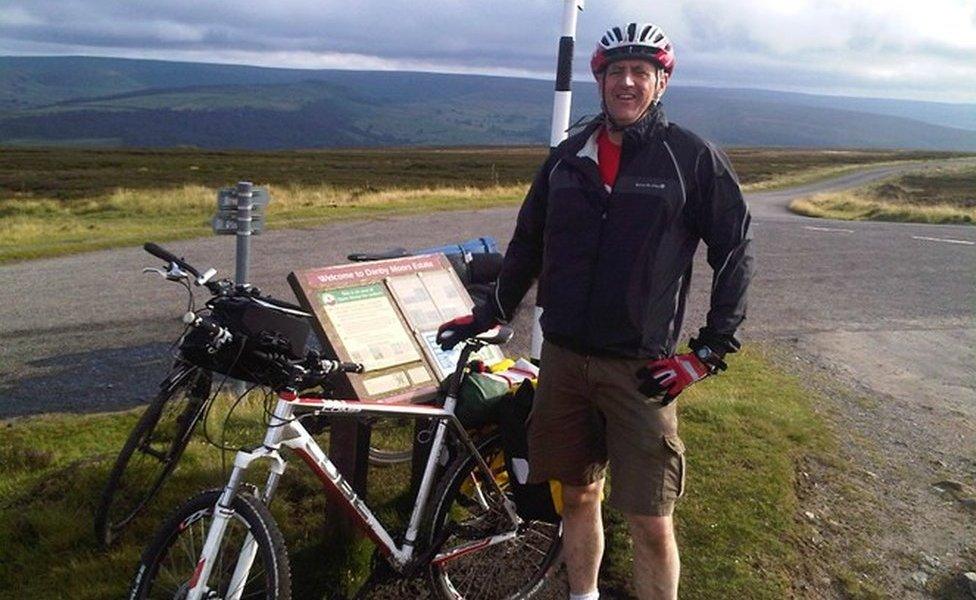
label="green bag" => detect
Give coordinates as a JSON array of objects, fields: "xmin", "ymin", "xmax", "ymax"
[{"xmin": 456, "ymin": 372, "xmax": 510, "ymax": 428}]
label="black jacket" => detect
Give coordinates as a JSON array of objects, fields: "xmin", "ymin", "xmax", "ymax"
[{"xmin": 487, "ymin": 105, "xmax": 753, "ymax": 359}]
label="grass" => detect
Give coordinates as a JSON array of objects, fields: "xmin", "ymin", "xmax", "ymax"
[
  {"xmin": 0, "ymin": 344, "xmax": 831, "ymax": 599},
  {"xmin": 790, "ymin": 162, "xmax": 976, "ymax": 224},
  {"xmin": 0, "ymin": 183, "xmax": 527, "ymax": 262},
  {"xmin": 1, "ymin": 146, "xmax": 971, "ymax": 263}
]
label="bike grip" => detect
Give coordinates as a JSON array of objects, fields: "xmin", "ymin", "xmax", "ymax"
[
  {"xmin": 143, "ymin": 242, "xmax": 200, "ymax": 278},
  {"xmin": 340, "ymin": 362, "xmax": 365, "ymax": 374},
  {"xmin": 144, "ymin": 242, "xmax": 179, "ymax": 263}
]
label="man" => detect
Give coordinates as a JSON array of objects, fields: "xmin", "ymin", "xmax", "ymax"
[{"xmin": 437, "ymin": 21, "xmax": 753, "ymax": 600}]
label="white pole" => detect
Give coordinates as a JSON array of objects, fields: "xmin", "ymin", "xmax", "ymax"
[{"xmin": 531, "ymin": 0, "xmax": 584, "ymax": 362}]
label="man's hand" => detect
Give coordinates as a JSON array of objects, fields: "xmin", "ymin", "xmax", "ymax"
[
  {"xmin": 637, "ymin": 352, "xmax": 716, "ymax": 405},
  {"xmin": 435, "ymin": 310, "xmax": 497, "ymax": 351}
]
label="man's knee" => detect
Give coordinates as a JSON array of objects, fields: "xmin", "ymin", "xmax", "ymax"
[
  {"xmin": 561, "ymin": 480, "xmax": 604, "ymax": 513},
  {"xmin": 625, "ymin": 514, "xmax": 675, "ymax": 554}
]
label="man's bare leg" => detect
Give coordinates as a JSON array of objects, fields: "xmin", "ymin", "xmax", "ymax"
[
  {"xmin": 561, "ymin": 480, "xmax": 605, "ymax": 595},
  {"xmin": 625, "ymin": 514, "xmax": 679, "ymax": 599}
]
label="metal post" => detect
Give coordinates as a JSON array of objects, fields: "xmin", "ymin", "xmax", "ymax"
[
  {"xmin": 531, "ymin": 0, "xmax": 584, "ymax": 362},
  {"xmin": 235, "ymin": 181, "xmax": 253, "ymax": 286}
]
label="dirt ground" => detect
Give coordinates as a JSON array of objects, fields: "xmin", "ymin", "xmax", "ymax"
[{"xmin": 773, "ymin": 330, "xmax": 976, "ymax": 599}]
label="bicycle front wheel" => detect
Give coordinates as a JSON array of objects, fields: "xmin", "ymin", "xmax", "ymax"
[
  {"xmin": 94, "ymin": 364, "xmax": 211, "ymax": 546},
  {"xmin": 129, "ymin": 489, "xmax": 291, "ymax": 600},
  {"xmin": 427, "ymin": 434, "xmax": 563, "ymax": 600}
]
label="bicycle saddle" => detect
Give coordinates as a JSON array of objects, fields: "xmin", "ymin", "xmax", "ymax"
[
  {"xmin": 473, "ymin": 326, "xmax": 514, "ymax": 346},
  {"xmin": 346, "ymin": 247, "xmax": 410, "ymax": 262}
]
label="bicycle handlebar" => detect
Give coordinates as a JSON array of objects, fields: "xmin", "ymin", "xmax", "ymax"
[
  {"xmin": 249, "ymin": 347, "xmax": 364, "ymax": 390},
  {"xmin": 184, "ymin": 313, "xmax": 363, "ymax": 390},
  {"xmin": 144, "ymin": 242, "xmax": 202, "ymax": 279}
]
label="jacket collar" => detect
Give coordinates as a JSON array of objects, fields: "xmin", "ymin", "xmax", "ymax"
[
  {"xmin": 564, "ymin": 104, "xmax": 669, "ymax": 157},
  {"xmin": 619, "ymin": 103, "xmax": 669, "ymax": 147}
]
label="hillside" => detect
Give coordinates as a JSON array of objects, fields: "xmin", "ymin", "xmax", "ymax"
[{"xmin": 1, "ymin": 56, "xmax": 975, "ymax": 150}]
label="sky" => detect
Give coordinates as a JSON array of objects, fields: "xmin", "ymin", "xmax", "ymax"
[{"xmin": 2, "ymin": 0, "xmax": 976, "ymax": 104}]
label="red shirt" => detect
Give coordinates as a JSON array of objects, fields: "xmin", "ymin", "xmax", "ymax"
[{"xmin": 597, "ymin": 126, "xmax": 621, "ymax": 189}]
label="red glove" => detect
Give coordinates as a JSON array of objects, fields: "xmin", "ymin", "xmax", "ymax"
[
  {"xmin": 436, "ymin": 311, "xmax": 497, "ymax": 350},
  {"xmin": 637, "ymin": 352, "xmax": 712, "ymax": 405}
]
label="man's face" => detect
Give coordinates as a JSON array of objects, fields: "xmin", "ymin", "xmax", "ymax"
[{"xmin": 601, "ymin": 59, "xmax": 669, "ymax": 126}]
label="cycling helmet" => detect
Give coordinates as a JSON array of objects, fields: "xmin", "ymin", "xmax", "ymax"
[{"xmin": 590, "ymin": 22, "xmax": 675, "ymax": 77}]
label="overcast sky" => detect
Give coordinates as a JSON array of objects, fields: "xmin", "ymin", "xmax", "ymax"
[{"xmin": 2, "ymin": 0, "xmax": 975, "ymax": 103}]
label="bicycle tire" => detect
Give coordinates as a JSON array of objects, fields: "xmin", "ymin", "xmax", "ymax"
[
  {"xmin": 426, "ymin": 434, "xmax": 563, "ymax": 600},
  {"xmin": 94, "ymin": 364, "xmax": 211, "ymax": 546},
  {"xmin": 367, "ymin": 447, "xmax": 414, "ymax": 466},
  {"xmin": 129, "ymin": 489, "xmax": 291, "ymax": 600},
  {"xmin": 367, "ymin": 418, "xmax": 414, "ymax": 467}
]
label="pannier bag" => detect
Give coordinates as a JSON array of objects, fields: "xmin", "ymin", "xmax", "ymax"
[
  {"xmin": 498, "ymin": 380, "xmax": 561, "ymax": 524},
  {"xmin": 180, "ymin": 295, "xmax": 312, "ymax": 388},
  {"xmin": 456, "ymin": 371, "xmax": 510, "ymax": 429}
]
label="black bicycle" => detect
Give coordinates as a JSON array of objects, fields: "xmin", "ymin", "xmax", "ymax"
[{"xmin": 94, "ymin": 243, "xmax": 320, "ymax": 547}]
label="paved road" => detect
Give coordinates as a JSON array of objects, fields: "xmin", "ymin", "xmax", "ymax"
[{"xmin": 0, "ymin": 161, "xmax": 973, "ymax": 419}]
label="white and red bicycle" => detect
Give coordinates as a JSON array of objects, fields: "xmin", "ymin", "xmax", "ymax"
[{"xmin": 126, "ymin": 245, "xmax": 563, "ymax": 599}]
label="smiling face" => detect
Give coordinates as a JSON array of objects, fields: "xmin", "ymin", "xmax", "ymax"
[{"xmin": 601, "ymin": 58, "xmax": 669, "ymax": 127}]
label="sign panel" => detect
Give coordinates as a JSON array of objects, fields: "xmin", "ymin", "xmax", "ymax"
[
  {"xmin": 217, "ymin": 187, "xmax": 271, "ymax": 210},
  {"xmin": 319, "ymin": 284, "xmax": 421, "ymax": 372},
  {"xmin": 288, "ymin": 254, "xmax": 502, "ymax": 403},
  {"xmin": 212, "ymin": 185, "xmax": 269, "ymax": 235},
  {"xmin": 212, "ymin": 213, "xmax": 265, "ymax": 235}
]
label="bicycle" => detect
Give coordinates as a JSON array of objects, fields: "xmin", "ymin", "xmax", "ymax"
[
  {"xmin": 127, "ymin": 307, "xmax": 563, "ymax": 598},
  {"xmin": 96, "ymin": 241, "xmax": 504, "ymax": 546},
  {"xmin": 94, "ymin": 243, "xmax": 317, "ymax": 547}
]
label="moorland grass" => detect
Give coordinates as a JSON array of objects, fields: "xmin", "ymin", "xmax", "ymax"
[
  {"xmin": 0, "ymin": 183, "xmax": 527, "ymax": 262},
  {"xmin": 790, "ymin": 163, "xmax": 976, "ymax": 224},
  {"xmin": 1, "ymin": 146, "xmax": 972, "ymax": 263},
  {"xmin": 0, "ymin": 345, "xmax": 829, "ymax": 599},
  {"xmin": 4, "ymin": 146, "xmax": 965, "ymax": 201}
]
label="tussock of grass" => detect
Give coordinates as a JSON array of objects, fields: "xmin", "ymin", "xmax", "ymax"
[
  {"xmin": 791, "ymin": 192, "xmax": 976, "ymax": 224},
  {"xmin": 790, "ymin": 162, "xmax": 976, "ymax": 224},
  {"xmin": 0, "ymin": 345, "xmax": 830, "ymax": 599}
]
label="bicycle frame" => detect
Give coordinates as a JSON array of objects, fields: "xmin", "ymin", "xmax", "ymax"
[{"xmin": 183, "ymin": 383, "xmax": 519, "ymax": 600}]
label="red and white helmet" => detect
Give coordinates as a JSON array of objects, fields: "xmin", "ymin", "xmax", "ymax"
[{"xmin": 590, "ymin": 22, "xmax": 675, "ymax": 77}]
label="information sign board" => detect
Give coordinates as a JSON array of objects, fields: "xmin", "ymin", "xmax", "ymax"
[{"xmin": 288, "ymin": 254, "xmax": 502, "ymax": 403}]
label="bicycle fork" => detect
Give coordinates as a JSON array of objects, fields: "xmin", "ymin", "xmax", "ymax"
[{"xmin": 185, "ymin": 409, "xmax": 289, "ymax": 600}]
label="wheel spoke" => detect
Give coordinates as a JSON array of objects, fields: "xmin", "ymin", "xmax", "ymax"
[
  {"xmin": 131, "ymin": 491, "xmax": 289, "ymax": 600},
  {"xmin": 431, "ymin": 436, "xmax": 562, "ymax": 600}
]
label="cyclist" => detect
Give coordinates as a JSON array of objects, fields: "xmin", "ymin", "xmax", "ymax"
[{"xmin": 438, "ymin": 20, "xmax": 753, "ymax": 600}]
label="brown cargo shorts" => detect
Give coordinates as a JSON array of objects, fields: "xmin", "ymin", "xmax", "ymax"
[{"xmin": 526, "ymin": 340, "xmax": 686, "ymax": 516}]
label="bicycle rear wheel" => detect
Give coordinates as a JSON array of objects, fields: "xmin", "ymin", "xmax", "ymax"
[
  {"xmin": 427, "ymin": 434, "xmax": 563, "ymax": 599},
  {"xmin": 368, "ymin": 417, "xmax": 414, "ymax": 467},
  {"xmin": 94, "ymin": 363, "xmax": 212, "ymax": 546},
  {"xmin": 129, "ymin": 489, "xmax": 290, "ymax": 600}
]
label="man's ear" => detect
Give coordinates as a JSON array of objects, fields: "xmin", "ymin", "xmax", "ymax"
[{"xmin": 655, "ymin": 69, "xmax": 670, "ymax": 101}]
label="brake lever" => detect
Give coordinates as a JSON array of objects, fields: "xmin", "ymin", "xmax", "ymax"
[{"xmin": 143, "ymin": 262, "xmax": 189, "ymax": 281}]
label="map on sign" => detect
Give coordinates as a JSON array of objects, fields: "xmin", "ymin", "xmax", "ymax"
[
  {"xmin": 386, "ymin": 275, "xmax": 444, "ymax": 331},
  {"xmin": 386, "ymin": 270, "xmax": 502, "ymax": 379}
]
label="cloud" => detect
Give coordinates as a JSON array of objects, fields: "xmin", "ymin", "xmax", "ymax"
[{"xmin": 1, "ymin": 0, "xmax": 975, "ymax": 102}]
